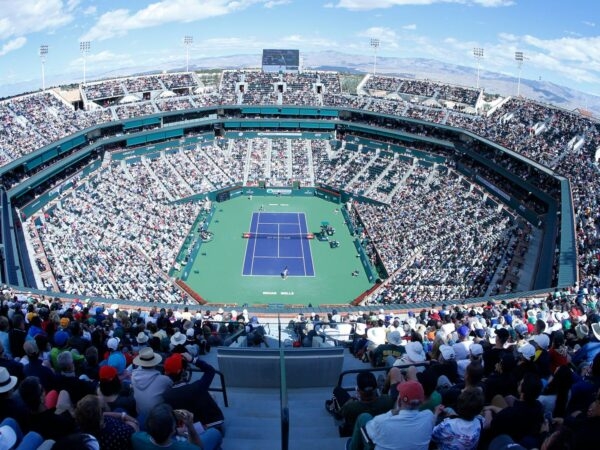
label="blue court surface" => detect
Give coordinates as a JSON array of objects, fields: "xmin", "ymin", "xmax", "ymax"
[{"xmin": 242, "ymin": 212, "xmax": 315, "ymax": 277}]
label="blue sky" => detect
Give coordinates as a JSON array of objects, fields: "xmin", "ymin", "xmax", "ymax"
[{"xmin": 1, "ymin": 0, "xmax": 600, "ymax": 98}]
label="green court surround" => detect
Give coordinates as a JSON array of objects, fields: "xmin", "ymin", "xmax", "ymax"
[{"xmin": 179, "ymin": 196, "xmax": 374, "ymax": 305}]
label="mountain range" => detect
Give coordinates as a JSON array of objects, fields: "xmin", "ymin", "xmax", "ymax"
[{"xmin": 3, "ymin": 50, "xmax": 600, "ymax": 117}]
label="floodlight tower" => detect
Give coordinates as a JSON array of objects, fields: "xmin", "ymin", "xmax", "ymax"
[
  {"xmin": 184, "ymin": 35, "xmax": 193, "ymax": 72},
  {"xmin": 473, "ymin": 47, "xmax": 484, "ymax": 89},
  {"xmin": 80, "ymin": 41, "xmax": 91, "ymax": 85},
  {"xmin": 515, "ymin": 51, "xmax": 525, "ymax": 96},
  {"xmin": 370, "ymin": 38, "xmax": 380, "ymax": 76},
  {"xmin": 39, "ymin": 45, "xmax": 48, "ymax": 91}
]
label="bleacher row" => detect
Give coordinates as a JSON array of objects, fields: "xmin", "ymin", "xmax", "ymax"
[
  {"xmin": 22, "ymin": 138, "xmax": 524, "ymax": 306},
  {"xmin": 1, "ymin": 70, "xmax": 599, "ymax": 307}
]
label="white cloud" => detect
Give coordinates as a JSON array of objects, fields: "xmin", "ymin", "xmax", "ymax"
[
  {"xmin": 402, "ymin": 24, "xmax": 417, "ymax": 30},
  {"xmin": 0, "ymin": 0, "xmax": 75, "ymax": 40},
  {"xmin": 0, "ymin": 37, "xmax": 27, "ymax": 57},
  {"xmin": 264, "ymin": 0, "xmax": 292, "ymax": 7},
  {"xmin": 333, "ymin": 0, "xmax": 513, "ymax": 11},
  {"xmin": 358, "ymin": 27, "xmax": 400, "ymax": 48},
  {"xmin": 83, "ymin": 6, "xmax": 97, "ymax": 16},
  {"xmin": 583, "ymin": 21, "xmax": 595, "ymax": 27},
  {"xmin": 81, "ymin": 0, "xmax": 267, "ymax": 42}
]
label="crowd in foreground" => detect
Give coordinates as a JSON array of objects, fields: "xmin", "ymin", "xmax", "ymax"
[
  {"xmin": 0, "ymin": 286, "xmax": 250, "ymax": 450},
  {"xmin": 313, "ymin": 286, "xmax": 600, "ymax": 449}
]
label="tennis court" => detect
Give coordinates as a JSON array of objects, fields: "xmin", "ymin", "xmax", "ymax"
[{"xmin": 242, "ymin": 212, "xmax": 315, "ymax": 276}]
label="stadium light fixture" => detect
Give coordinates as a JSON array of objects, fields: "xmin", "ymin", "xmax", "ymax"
[
  {"xmin": 473, "ymin": 47, "xmax": 484, "ymax": 89},
  {"xmin": 515, "ymin": 51, "xmax": 525, "ymax": 97},
  {"xmin": 39, "ymin": 45, "xmax": 49, "ymax": 91},
  {"xmin": 80, "ymin": 41, "xmax": 91, "ymax": 86},
  {"xmin": 184, "ymin": 35, "xmax": 193, "ymax": 73},
  {"xmin": 370, "ymin": 38, "xmax": 380, "ymax": 76}
]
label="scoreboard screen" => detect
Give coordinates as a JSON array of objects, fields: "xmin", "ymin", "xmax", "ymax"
[{"xmin": 262, "ymin": 49, "xmax": 299, "ymax": 73}]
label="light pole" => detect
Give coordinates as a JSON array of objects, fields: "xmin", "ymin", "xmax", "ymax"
[
  {"xmin": 80, "ymin": 41, "xmax": 90, "ymax": 85},
  {"xmin": 473, "ymin": 47, "xmax": 484, "ymax": 89},
  {"xmin": 184, "ymin": 35, "xmax": 193, "ymax": 72},
  {"xmin": 515, "ymin": 51, "xmax": 525, "ymax": 96},
  {"xmin": 370, "ymin": 38, "xmax": 380, "ymax": 76},
  {"xmin": 39, "ymin": 45, "xmax": 48, "ymax": 91}
]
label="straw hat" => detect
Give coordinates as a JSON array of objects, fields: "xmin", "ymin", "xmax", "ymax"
[
  {"xmin": 133, "ymin": 347, "xmax": 162, "ymax": 367},
  {"xmin": 0, "ymin": 367, "xmax": 18, "ymax": 394},
  {"xmin": 170, "ymin": 331, "xmax": 187, "ymax": 347},
  {"xmin": 136, "ymin": 332, "xmax": 149, "ymax": 344}
]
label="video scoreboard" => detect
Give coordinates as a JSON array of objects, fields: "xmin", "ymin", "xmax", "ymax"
[{"xmin": 262, "ymin": 49, "xmax": 300, "ymax": 73}]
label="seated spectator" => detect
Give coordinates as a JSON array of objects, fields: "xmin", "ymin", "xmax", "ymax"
[
  {"xmin": 18, "ymin": 376, "xmax": 77, "ymax": 441},
  {"xmin": 0, "ymin": 367, "xmax": 26, "ymax": 423},
  {"xmin": 538, "ymin": 365, "xmax": 574, "ymax": 419},
  {"xmin": 54, "ymin": 350, "xmax": 96, "ymax": 405},
  {"xmin": 0, "ymin": 342, "xmax": 24, "ymax": 382},
  {"xmin": 567, "ymin": 352, "xmax": 600, "ymax": 415},
  {"xmin": 131, "ymin": 403, "xmax": 222, "ymax": 450},
  {"xmin": 431, "ymin": 387, "xmax": 485, "ymax": 450},
  {"xmin": 326, "ymin": 372, "xmax": 394, "ymax": 437},
  {"xmin": 348, "ymin": 380, "xmax": 433, "ymax": 450},
  {"xmin": 418, "ymin": 344, "xmax": 458, "ymax": 387},
  {"xmin": 22, "ymin": 340, "xmax": 56, "ymax": 393},
  {"xmin": 483, "ymin": 372, "xmax": 544, "ymax": 448},
  {"xmin": 368, "ymin": 330, "xmax": 405, "ymax": 367},
  {"xmin": 483, "ymin": 327, "xmax": 510, "ymax": 377},
  {"xmin": 75, "ymin": 394, "xmax": 137, "ymax": 450},
  {"xmin": 456, "ymin": 343, "xmax": 484, "ymax": 381},
  {"xmin": 162, "ymin": 353, "xmax": 224, "ymax": 431},
  {"xmin": 483, "ymin": 353, "xmax": 518, "ymax": 404},
  {"xmin": 131, "ymin": 347, "xmax": 172, "ymax": 423},
  {"xmin": 97, "ymin": 365, "xmax": 137, "ymax": 417}
]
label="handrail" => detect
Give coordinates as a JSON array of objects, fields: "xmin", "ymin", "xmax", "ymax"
[
  {"xmin": 188, "ymin": 367, "xmax": 229, "ymax": 408},
  {"xmin": 279, "ymin": 315, "xmax": 289, "ymax": 450},
  {"xmin": 336, "ymin": 362, "xmax": 430, "ymax": 393}
]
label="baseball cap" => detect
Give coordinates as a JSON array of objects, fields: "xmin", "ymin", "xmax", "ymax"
[
  {"xmin": 457, "ymin": 325, "xmax": 470, "ymax": 337},
  {"xmin": 514, "ymin": 323, "xmax": 528, "ymax": 336},
  {"xmin": 107, "ymin": 337, "xmax": 120, "ymax": 351},
  {"xmin": 99, "ymin": 365, "xmax": 118, "ymax": 382},
  {"xmin": 164, "ymin": 353, "xmax": 184, "ymax": 376},
  {"xmin": 356, "ymin": 372, "xmax": 378, "ymax": 393},
  {"xmin": 531, "ymin": 334, "xmax": 550, "ymax": 350},
  {"xmin": 518, "ymin": 343, "xmax": 536, "ymax": 360},
  {"xmin": 439, "ymin": 345, "xmax": 456, "ymax": 361},
  {"xmin": 53, "ymin": 330, "xmax": 69, "ymax": 347},
  {"xmin": 0, "ymin": 425, "xmax": 17, "ymax": 449},
  {"xmin": 470, "ymin": 343, "xmax": 484, "ymax": 357},
  {"xmin": 397, "ymin": 381, "xmax": 425, "ymax": 404}
]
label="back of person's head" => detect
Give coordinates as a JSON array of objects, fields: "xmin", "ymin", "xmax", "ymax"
[
  {"xmin": 57, "ymin": 350, "xmax": 74, "ymax": 372},
  {"xmin": 356, "ymin": 372, "xmax": 378, "ymax": 398},
  {"xmin": 75, "ymin": 395, "xmax": 103, "ymax": 436},
  {"xmin": 465, "ymin": 362, "xmax": 485, "ymax": 386},
  {"xmin": 19, "ymin": 376, "xmax": 43, "ymax": 411},
  {"xmin": 98, "ymin": 365, "xmax": 121, "ymax": 396},
  {"xmin": 520, "ymin": 372, "xmax": 543, "ymax": 403},
  {"xmin": 85, "ymin": 346, "xmax": 99, "ymax": 366},
  {"xmin": 53, "ymin": 433, "xmax": 100, "ymax": 450},
  {"xmin": 0, "ymin": 316, "xmax": 8, "ymax": 332},
  {"xmin": 146, "ymin": 403, "xmax": 176, "ymax": 444},
  {"xmin": 456, "ymin": 387, "xmax": 484, "ymax": 421},
  {"xmin": 12, "ymin": 314, "xmax": 24, "ymax": 329}
]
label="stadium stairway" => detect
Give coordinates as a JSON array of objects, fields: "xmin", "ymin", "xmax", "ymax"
[{"xmin": 198, "ymin": 324, "xmax": 367, "ymax": 450}]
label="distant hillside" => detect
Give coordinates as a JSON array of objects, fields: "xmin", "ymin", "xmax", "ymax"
[{"xmin": 2, "ymin": 50, "xmax": 599, "ymax": 117}]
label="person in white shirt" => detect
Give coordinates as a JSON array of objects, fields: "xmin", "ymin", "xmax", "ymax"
[{"xmin": 347, "ymin": 380, "xmax": 434, "ymax": 450}]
